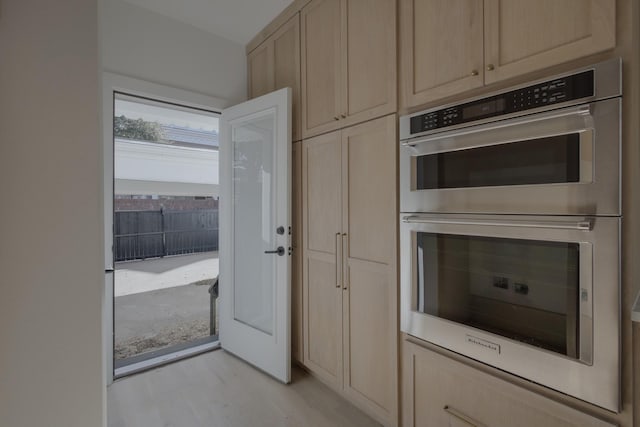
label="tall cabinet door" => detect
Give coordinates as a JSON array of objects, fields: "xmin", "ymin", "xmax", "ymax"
[
  {"xmin": 484, "ymin": 0, "xmax": 616, "ymax": 84},
  {"xmin": 342, "ymin": 0, "xmax": 396, "ymax": 124},
  {"xmin": 301, "ymin": 0, "xmax": 342, "ymax": 138},
  {"xmin": 292, "ymin": 142, "xmax": 303, "ymax": 363},
  {"xmin": 342, "ymin": 115, "xmax": 398, "ymax": 425},
  {"xmin": 302, "ymin": 130, "xmax": 344, "ymax": 388},
  {"xmin": 399, "ymin": 0, "xmax": 484, "ymax": 109}
]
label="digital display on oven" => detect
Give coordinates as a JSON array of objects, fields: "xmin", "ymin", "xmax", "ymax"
[
  {"xmin": 462, "ymin": 99, "xmax": 506, "ymax": 120},
  {"xmin": 408, "ymin": 70, "xmax": 594, "ymax": 135}
]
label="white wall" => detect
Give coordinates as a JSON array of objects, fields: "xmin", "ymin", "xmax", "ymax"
[
  {"xmin": 0, "ymin": 1, "xmax": 104, "ymax": 426},
  {"xmin": 101, "ymin": 0, "xmax": 247, "ymax": 103}
]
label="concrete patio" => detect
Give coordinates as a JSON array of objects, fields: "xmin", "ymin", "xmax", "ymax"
[
  {"xmin": 114, "ymin": 251, "xmax": 219, "ymax": 296},
  {"xmin": 114, "ymin": 251, "xmax": 219, "ymax": 359}
]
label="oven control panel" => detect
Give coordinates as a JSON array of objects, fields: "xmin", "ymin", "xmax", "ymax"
[{"xmin": 409, "ymin": 70, "xmax": 594, "ymax": 135}]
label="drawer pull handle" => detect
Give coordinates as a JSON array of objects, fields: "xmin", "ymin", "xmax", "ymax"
[{"xmin": 443, "ymin": 405, "xmax": 487, "ymax": 427}]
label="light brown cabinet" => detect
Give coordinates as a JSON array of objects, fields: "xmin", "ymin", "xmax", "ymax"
[
  {"xmin": 399, "ymin": 0, "xmax": 484, "ymax": 109},
  {"xmin": 291, "ymin": 141, "xmax": 303, "ymax": 363},
  {"xmin": 248, "ymin": 42, "xmax": 274, "ymax": 99},
  {"xmin": 301, "ymin": 0, "xmax": 396, "ymax": 138},
  {"xmin": 302, "ymin": 115, "xmax": 398, "ymax": 426},
  {"xmin": 302, "ymin": 129, "xmax": 343, "ymax": 387},
  {"xmin": 484, "ymin": 0, "xmax": 616, "ymax": 84},
  {"xmin": 402, "ymin": 340, "xmax": 616, "ymax": 427},
  {"xmin": 247, "ymin": 14, "xmax": 302, "ymax": 141},
  {"xmin": 400, "ymin": 0, "xmax": 616, "ymax": 108}
]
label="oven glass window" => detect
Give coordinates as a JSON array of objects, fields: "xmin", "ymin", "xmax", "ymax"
[
  {"xmin": 415, "ymin": 134, "xmax": 580, "ymax": 190},
  {"xmin": 416, "ymin": 233, "xmax": 580, "ymax": 358}
]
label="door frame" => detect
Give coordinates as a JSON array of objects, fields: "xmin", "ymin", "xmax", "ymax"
[{"xmin": 101, "ymin": 72, "xmax": 230, "ymax": 385}]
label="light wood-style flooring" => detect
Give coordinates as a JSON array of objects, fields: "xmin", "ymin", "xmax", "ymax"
[{"xmin": 108, "ymin": 349, "xmax": 382, "ymax": 427}]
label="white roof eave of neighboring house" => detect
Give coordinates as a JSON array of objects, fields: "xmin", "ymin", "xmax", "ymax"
[{"xmin": 114, "ymin": 138, "xmax": 219, "ymax": 197}]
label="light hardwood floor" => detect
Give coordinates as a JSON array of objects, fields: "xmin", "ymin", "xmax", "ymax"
[{"xmin": 108, "ymin": 349, "xmax": 382, "ymax": 427}]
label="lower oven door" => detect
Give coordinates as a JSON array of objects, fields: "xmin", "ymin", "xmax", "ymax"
[{"xmin": 400, "ymin": 213, "xmax": 620, "ymax": 412}]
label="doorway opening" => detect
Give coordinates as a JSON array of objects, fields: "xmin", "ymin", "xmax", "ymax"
[{"xmin": 112, "ymin": 93, "xmax": 221, "ymax": 377}]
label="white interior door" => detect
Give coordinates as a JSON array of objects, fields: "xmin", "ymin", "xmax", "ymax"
[{"xmin": 219, "ymin": 88, "xmax": 292, "ymax": 383}]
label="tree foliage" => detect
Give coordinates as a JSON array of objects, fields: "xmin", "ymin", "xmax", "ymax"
[{"xmin": 114, "ymin": 116, "xmax": 164, "ymax": 142}]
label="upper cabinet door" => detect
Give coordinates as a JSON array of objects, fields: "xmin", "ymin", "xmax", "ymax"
[
  {"xmin": 273, "ymin": 14, "xmax": 302, "ymax": 142},
  {"xmin": 400, "ymin": 0, "xmax": 484, "ymax": 109},
  {"xmin": 484, "ymin": 0, "xmax": 616, "ymax": 84},
  {"xmin": 248, "ymin": 42, "xmax": 275, "ymax": 98},
  {"xmin": 248, "ymin": 14, "xmax": 301, "ymax": 141},
  {"xmin": 301, "ymin": 0, "xmax": 342, "ymax": 137},
  {"xmin": 302, "ymin": 0, "xmax": 397, "ymax": 138},
  {"xmin": 343, "ymin": 0, "xmax": 396, "ymax": 123}
]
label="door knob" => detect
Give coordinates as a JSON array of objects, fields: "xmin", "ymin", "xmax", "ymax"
[
  {"xmin": 265, "ymin": 246, "xmax": 285, "ymax": 256},
  {"xmin": 486, "ymin": 64, "xmax": 495, "ymax": 71}
]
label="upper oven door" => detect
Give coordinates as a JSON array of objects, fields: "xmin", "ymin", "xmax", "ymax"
[{"xmin": 400, "ymin": 98, "xmax": 620, "ymax": 215}]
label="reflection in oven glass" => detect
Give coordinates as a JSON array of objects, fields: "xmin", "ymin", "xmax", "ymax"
[
  {"xmin": 416, "ymin": 233, "xmax": 579, "ymax": 358},
  {"xmin": 415, "ymin": 133, "xmax": 580, "ymax": 190}
]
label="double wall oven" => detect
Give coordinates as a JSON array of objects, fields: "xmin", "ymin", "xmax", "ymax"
[{"xmin": 399, "ymin": 59, "xmax": 622, "ymax": 412}]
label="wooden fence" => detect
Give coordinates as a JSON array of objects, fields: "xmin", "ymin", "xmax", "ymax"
[{"xmin": 114, "ymin": 209, "xmax": 218, "ymax": 262}]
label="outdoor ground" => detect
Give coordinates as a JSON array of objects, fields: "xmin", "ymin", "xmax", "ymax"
[{"xmin": 114, "ymin": 252, "xmax": 219, "ymax": 360}]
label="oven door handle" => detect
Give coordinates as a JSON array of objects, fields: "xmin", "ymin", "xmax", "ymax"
[
  {"xmin": 402, "ymin": 215, "xmax": 593, "ymax": 231},
  {"xmin": 401, "ymin": 104, "xmax": 592, "ymax": 147}
]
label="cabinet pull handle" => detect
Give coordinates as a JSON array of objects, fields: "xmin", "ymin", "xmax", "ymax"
[
  {"xmin": 443, "ymin": 405, "xmax": 487, "ymax": 427},
  {"xmin": 334, "ymin": 116, "xmax": 340, "ymax": 121},
  {"xmin": 486, "ymin": 64, "xmax": 495, "ymax": 71},
  {"xmin": 470, "ymin": 70, "xmax": 479, "ymax": 76},
  {"xmin": 341, "ymin": 114, "xmax": 347, "ymax": 119},
  {"xmin": 335, "ymin": 233, "xmax": 341, "ymax": 288},
  {"xmin": 342, "ymin": 233, "xmax": 348, "ymax": 290}
]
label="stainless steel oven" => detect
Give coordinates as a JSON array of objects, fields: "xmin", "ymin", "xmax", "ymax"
[
  {"xmin": 400, "ymin": 214, "xmax": 620, "ymax": 411},
  {"xmin": 399, "ymin": 59, "xmax": 622, "ymax": 412},
  {"xmin": 400, "ymin": 59, "xmax": 621, "ymax": 216}
]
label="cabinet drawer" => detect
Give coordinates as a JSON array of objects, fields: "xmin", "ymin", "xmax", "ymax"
[{"xmin": 403, "ymin": 340, "xmax": 616, "ymax": 427}]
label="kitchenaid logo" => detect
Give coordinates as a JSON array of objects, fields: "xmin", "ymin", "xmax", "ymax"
[{"xmin": 466, "ymin": 334, "xmax": 501, "ymax": 354}]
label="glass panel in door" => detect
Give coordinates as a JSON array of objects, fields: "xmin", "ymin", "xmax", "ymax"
[
  {"xmin": 232, "ymin": 116, "xmax": 275, "ymax": 335},
  {"xmin": 416, "ymin": 233, "xmax": 580, "ymax": 358}
]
